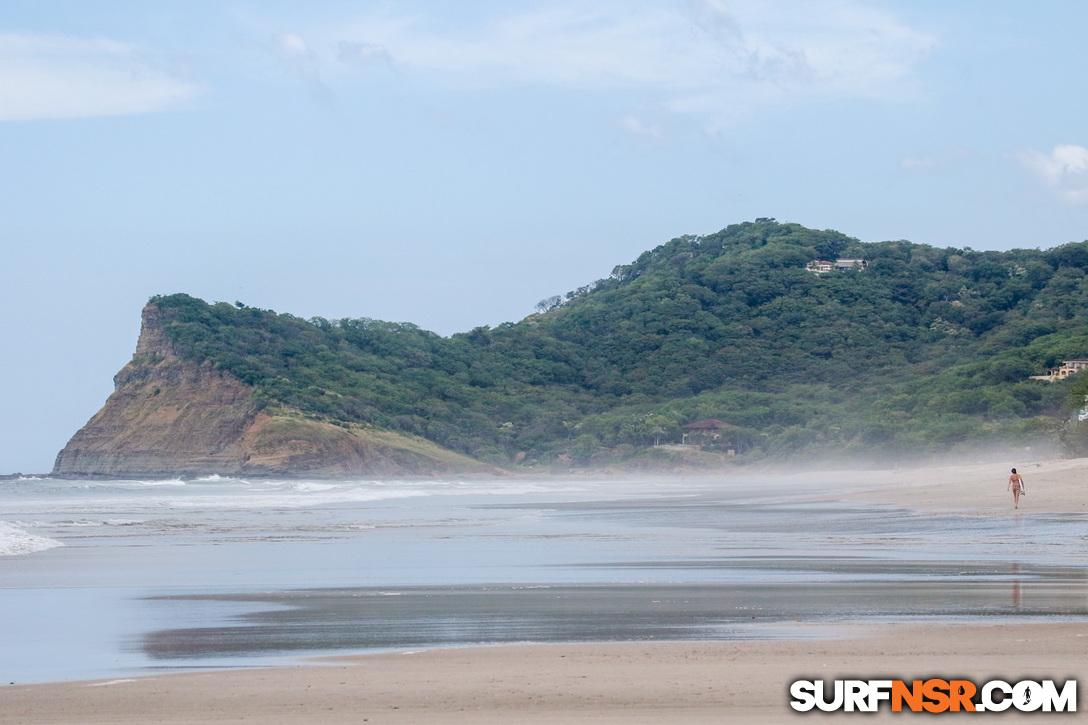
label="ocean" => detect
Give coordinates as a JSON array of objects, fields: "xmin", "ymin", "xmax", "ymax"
[{"xmin": 1, "ymin": 473, "xmax": 1085, "ymax": 684}]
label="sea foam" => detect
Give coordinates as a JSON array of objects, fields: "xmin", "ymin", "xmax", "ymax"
[{"xmin": 0, "ymin": 522, "xmax": 63, "ymax": 556}]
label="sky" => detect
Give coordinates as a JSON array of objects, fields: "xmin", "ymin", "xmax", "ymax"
[{"xmin": 4, "ymin": 1, "xmax": 1088, "ymax": 473}]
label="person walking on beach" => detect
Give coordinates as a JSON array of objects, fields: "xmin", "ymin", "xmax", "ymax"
[{"xmin": 1007, "ymin": 468, "xmax": 1025, "ymax": 509}]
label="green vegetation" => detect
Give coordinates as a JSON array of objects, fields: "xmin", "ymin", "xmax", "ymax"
[{"xmin": 149, "ymin": 219, "xmax": 1088, "ymax": 467}]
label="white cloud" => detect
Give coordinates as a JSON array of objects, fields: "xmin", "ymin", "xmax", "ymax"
[
  {"xmin": 0, "ymin": 33, "xmax": 203, "ymax": 122},
  {"xmin": 241, "ymin": 31, "xmax": 333, "ymax": 105},
  {"xmin": 274, "ymin": 33, "xmax": 313, "ymax": 59},
  {"xmin": 620, "ymin": 115, "xmax": 663, "ymax": 141},
  {"xmin": 337, "ymin": 41, "xmax": 393, "ymax": 68},
  {"xmin": 327, "ymin": 0, "xmax": 936, "ymax": 126},
  {"xmin": 1017, "ymin": 145, "xmax": 1088, "ymax": 205}
]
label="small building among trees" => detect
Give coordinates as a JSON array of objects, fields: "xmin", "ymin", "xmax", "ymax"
[
  {"xmin": 806, "ymin": 258, "xmax": 868, "ymax": 273},
  {"xmin": 681, "ymin": 419, "xmax": 740, "ymax": 455},
  {"xmin": 1029, "ymin": 359, "xmax": 1088, "ymax": 381}
]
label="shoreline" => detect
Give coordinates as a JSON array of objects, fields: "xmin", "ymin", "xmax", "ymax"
[
  {"xmin": 3, "ymin": 458, "xmax": 1086, "ymax": 721},
  {"xmin": 832, "ymin": 456, "xmax": 1088, "ymax": 515},
  {"xmin": 10, "ymin": 450, "xmax": 1083, "ymax": 476},
  {"xmin": 2, "ymin": 621, "xmax": 1083, "ymax": 723}
]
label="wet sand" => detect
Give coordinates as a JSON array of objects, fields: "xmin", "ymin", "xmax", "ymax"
[
  {"xmin": 3, "ymin": 458, "xmax": 1086, "ymax": 722},
  {"xmin": 2, "ymin": 621, "xmax": 1083, "ymax": 723}
]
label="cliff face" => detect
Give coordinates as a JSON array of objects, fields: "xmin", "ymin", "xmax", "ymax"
[{"xmin": 53, "ymin": 304, "xmax": 494, "ymax": 479}]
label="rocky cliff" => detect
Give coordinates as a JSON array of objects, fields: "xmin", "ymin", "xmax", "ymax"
[{"xmin": 53, "ymin": 304, "xmax": 494, "ymax": 479}]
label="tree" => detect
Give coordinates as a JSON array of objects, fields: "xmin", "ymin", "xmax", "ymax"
[
  {"xmin": 619, "ymin": 414, "xmax": 678, "ymax": 446},
  {"xmin": 570, "ymin": 434, "xmax": 601, "ymax": 462},
  {"xmin": 535, "ymin": 295, "xmax": 563, "ymax": 313}
]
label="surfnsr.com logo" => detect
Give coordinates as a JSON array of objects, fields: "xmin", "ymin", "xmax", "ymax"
[{"xmin": 790, "ymin": 679, "xmax": 1077, "ymax": 713}]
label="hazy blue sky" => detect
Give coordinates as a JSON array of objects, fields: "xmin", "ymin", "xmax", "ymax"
[{"xmin": 4, "ymin": 1, "xmax": 1088, "ymax": 473}]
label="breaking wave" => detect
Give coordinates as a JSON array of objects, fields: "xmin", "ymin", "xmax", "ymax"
[{"xmin": 0, "ymin": 522, "xmax": 63, "ymax": 556}]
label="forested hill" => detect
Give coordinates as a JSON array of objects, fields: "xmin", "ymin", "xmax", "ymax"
[{"xmin": 148, "ymin": 220, "xmax": 1088, "ymax": 468}]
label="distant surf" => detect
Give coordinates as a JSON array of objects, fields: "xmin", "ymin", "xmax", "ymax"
[{"xmin": 0, "ymin": 521, "xmax": 62, "ymax": 556}]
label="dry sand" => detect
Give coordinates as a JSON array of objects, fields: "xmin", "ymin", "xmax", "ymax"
[
  {"xmin": 2, "ymin": 622, "xmax": 1082, "ymax": 724},
  {"xmin": 833, "ymin": 456, "xmax": 1088, "ymax": 515},
  {"xmin": 3, "ymin": 458, "xmax": 1086, "ymax": 723}
]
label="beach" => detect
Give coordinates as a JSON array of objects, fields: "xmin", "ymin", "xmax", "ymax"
[
  {"xmin": 0, "ymin": 458, "xmax": 1085, "ymax": 721},
  {"xmin": 2, "ymin": 621, "xmax": 1083, "ymax": 724},
  {"xmin": 836, "ymin": 457, "xmax": 1088, "ymax": 516}
]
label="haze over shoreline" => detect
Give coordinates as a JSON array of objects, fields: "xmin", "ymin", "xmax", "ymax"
[{"xmin": 1, "ymin": 456, "xmax": 1085, "ymax": 721}]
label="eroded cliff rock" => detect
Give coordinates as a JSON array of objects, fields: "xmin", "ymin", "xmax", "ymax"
[{"xmin": 53, "ymin": 304, "xmax": 494, "ymax": 478}]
